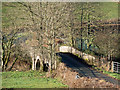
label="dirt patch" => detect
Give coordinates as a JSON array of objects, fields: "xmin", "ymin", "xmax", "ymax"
[
  {"xmin": 6, "ymin": 59, "xmax": 31, "ymax": 71},
  {"xmin": 48, "ymin": 63, "xmax": 119, "ymax": 88}
]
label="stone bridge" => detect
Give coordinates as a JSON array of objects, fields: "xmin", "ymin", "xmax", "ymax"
[
  {"xmin": 32, "ymin": 46, "xmax": 96, "ymax": 71},
  {"xmin": 59, "ymin": 46, "xmax": 114, "ymax": 72},
  {"xmin": 32, "ymin": 46, "xmax": 112, "ymax": 72},
  {"xmin": 59, "ymin": 46, "xmax": 95, "ymax": 61}
]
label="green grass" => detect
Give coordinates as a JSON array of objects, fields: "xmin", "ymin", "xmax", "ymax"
[
  {"xmin": 2, "ymin": 71, "xmax": 68, "ymax": 88},
  {"xmin": 2, "ymin": 2, "xmax": 118, "ymax": 28},
  {"xmin": 93, "ymin": 66, "xmax": 120, "ymax": 80},
  {"xmin": 101, "ymin": 2, "xmax": 118, "ymax": 19},
  {"xmin": 103, "ymin": 71, "xmax": 120, "ymax": 80}
]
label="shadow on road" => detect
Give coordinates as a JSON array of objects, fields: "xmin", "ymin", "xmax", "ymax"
[
  {"xmin": 56, "ymin": 52, "xmax": 97, "ymax": 77},
  {"xmin": 56, "ymin": 52, "xmax": 92, "ymax": 67},
  {"xmin": 56, "ymin": 52, "xmax": 120, "ymax": 85}
]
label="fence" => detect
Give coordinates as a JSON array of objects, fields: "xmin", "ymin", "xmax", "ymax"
[{"xmin": 113, "ymin": 61, "xmax": 120, "ymax": 73}]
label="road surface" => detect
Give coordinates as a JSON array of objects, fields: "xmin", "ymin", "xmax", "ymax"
[{"xmin": 58, "ymin": 53, "xmax": 120, "ymax": 86}]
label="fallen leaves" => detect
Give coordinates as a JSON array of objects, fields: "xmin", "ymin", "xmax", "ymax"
[{"xmin": 53, "ymin": 63, "xmax": 119, "ymax": 88}]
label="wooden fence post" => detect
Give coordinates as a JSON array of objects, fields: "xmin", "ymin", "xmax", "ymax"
[{"xmin": 111, "ymin": 61, "xmax": 114, "ymax": 72}]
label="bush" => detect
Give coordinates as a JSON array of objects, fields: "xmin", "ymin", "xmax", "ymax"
[{"xmin": 84, "ymin": 50, "xmax": 95, "ymax": 56}]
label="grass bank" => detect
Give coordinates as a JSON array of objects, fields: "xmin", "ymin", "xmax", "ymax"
[
  {"xmin": 103, "ymin": 71, "xmax": 120, "ymax": 80},
  {"xmin": 93, "ymin": 66, "xmax": 120, "ymax": 80},
  {"xmin": 2, "ymin": 71, "xmax": 67, "ymax": 88}
]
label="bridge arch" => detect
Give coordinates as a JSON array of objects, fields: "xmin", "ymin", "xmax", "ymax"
[{"xmin": 34, "ymin": 56, "xmax": 41, "ymax": 70}]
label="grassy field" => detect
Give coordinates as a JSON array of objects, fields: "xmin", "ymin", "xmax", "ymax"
[
  {"xmin": 2, "ymin": 71, "xmax": 67, "ymax": 88},
  {"xmin": 99, "ymin": 2, "xmax": 118, "ymax": 20},
  {"xmin": 2, "ymin": 2, "xmax": 118, "ymax": 28}
]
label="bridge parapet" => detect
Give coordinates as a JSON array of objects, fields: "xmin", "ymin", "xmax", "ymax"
[
  {"xmin": 59, "ymin": 46, "xmax": 72, "ymax": 53},
  {"xmin": 59, "ymin": 46, "xmax": 115, "ymax": 72},
  {"xmin": 59, "ymin": 46, "xmax": 95, "ymax": 61}
]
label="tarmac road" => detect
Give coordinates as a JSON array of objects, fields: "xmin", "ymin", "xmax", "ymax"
[{"xmin": 58, "ymin": 53, "xmax": 120, "ymax": 86}]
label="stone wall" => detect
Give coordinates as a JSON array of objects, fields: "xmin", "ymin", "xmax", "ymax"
[{"xmin": 59, "ymin": 46, "xmax": 95, "ymax": 61}]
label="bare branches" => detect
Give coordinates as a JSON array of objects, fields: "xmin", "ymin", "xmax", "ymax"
[{"xmin": 18, "ymin": 2, "xmax": 40, "ymax": 17}]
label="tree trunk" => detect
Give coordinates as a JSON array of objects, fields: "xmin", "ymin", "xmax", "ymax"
[
  {"xmin": 40, "ymin": 60, "xmax": 43, "ymax": 71},
  {"xmin": 80, "ymin": 8, "xmax": 83, "ymax": 51},
  {"xmin": 109, "ymin": 55, "xmax": 112, "ymax": 71},
  {"xmin": 54, "ymin": 60, "xmax": 57, "ymax": 70},
  {"xmin": 49, "ymin": 61, "xmax": 51, "ymax": 72},
  {"xmin": 32, "ymin": 57, "xmax": 35, "ymax": 70},
  {"xmin": 34, "ymin": 59, "xmax": 37, "ymax": 70},
  {"xmin": 49, "ymin": 44, "xmax": 52, "ymax": 72},
  {"xmin": 8, "ymin": 57, "xmax": 18, "ymax": 71}
]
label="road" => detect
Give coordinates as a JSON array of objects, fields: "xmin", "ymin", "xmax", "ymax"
[{"xmin": 58, "ymin": 53, "xmax": 120, "ymax": 86}]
